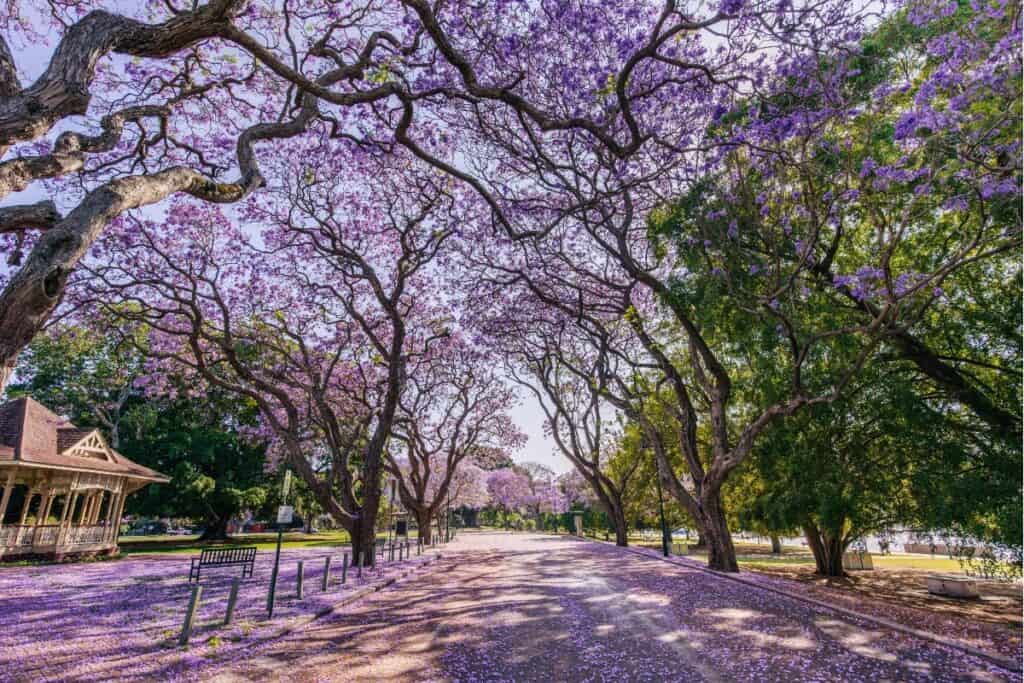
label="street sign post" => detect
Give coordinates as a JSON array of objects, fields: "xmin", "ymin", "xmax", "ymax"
[{"xmin": 267, "ymin": 477, "xmax": 294, "ymax": 618}]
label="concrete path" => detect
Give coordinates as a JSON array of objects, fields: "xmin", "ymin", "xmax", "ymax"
[{"xmin": 204, "ymin": 532, "xmax": 1019, "ymax": 682}]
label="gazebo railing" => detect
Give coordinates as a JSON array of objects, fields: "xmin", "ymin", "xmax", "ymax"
[
  {"xmin": 0, "ymin": 523, "xmax": 112, "ymax": 550},
  {"xmin": 67, "ymin": 525, "xmax": 109, "ymax": 545}
]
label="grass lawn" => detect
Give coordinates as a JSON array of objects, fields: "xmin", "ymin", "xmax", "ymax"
[
  {"xmin": 118, "ymin": 529, "xmax": 423, "ymax": 555},
  {"xmin": 631, "ymin": 539, "xmax": 967, "ymax": 573}
]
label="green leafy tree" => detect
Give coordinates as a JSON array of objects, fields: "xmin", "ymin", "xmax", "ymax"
[
  {"xmin": 745, "ymin": 361, "xmax": 1019, "ymax": 576},
  {"xmin": 122, "ymin": 393, "xmax": 269, "ymax": 540}
]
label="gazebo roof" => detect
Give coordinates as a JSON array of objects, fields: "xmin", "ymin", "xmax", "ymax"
[{"xmin": 0, "ymin": 397, "xmax": 169, "ymax": 482}]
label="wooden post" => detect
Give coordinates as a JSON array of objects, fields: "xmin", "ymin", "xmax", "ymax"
[
  {"xmin": 108, "ymin": 490, "xmax": 126, "ymax": 542},
  {"xmin": 179, "ymin": 585, "xmax": 202, "ymax": 646},
  {"xmin": 57, "ymin": 475, "xmax": 79, "ymax": 548},
  {"xmin": 18, "ymin": 490, "xmax": 35, "ymax": 525},
  {"xmin": 296, "ymin": 560, "xmax": 304, "ymax": 599},
  {"xmin": 341, "ymin": 552, "xmax": 348, "ymax": 584},
  {"xmin": 321, "ymin": 556, "xmax": 331, "ymax": 592},
  {"xmin": 224, "ymin": 578, "xmax": 240, "ymax": 625},
  {"xmin": 40, "ymin": 493, "xmax": 55, "ymax": 524},
  {"xmin": 110, "ymin": 488, "xmax": 127, "ymax": 542},
  {"xmin": 79, "ymin": 493, "xmax": 92, "ymax": 526},
  {"xmin": 87, "ymin": 493, "xmax": 102, "ymax": 524},
  {"xmin": 0, "ymin": 470, "xmax": 15, "ymax": 529}
]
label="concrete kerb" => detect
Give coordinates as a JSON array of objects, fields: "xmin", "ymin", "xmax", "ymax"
[
  {"xmin": 204, "ymin": 550, "xmax": 446, "ymax": 653},
  {"xmin": 593, "ymin": 540, "xmax": 1022, "ymax": 675}
]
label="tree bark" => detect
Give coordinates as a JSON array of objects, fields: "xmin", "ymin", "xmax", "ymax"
[
  {"xmin": 415, "ymin": 508, "xmax": 434, "ymax": 545},
  {"xmin": 770, "ymin": 535, "xmax": 782, "ymax": 554},
  {"xmin": 602, "ymin": 495, "xmax": 629, "ymax": 547},
  {"xmin": 0, "ymin": 167, "xmax": 253, "ymax": 393},
  {"xmin": 803, "ymin": 522, "xmax": 846, "ymax": 577},
  {"xmin": 612, "ymin": 511, "xmax": 628, "ymax": 547},
  {"xmin": 701, "ymin": 495, "xmax": 739, "ymax": 572}
]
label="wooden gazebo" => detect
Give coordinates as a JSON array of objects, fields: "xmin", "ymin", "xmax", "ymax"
[{"xmin": 0, "ymin": 397, "xmax": 169, "ymax": 560}]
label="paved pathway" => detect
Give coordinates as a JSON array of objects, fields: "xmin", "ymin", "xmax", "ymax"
[{"xmin": 205, "ymin": 532, "xmax": 1018, "ymax": 683}]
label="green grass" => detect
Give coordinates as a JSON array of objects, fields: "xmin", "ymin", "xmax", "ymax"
[
  {"xmin": 632, "ymin": 539, "xmax": 969, "ymax": 573},
  {"xmin": 117, "ymin": 529, "xmax": 422, "ymax": 556},
  {"xmin": 871, "ymin": 555, "xmax": 964, "ymax": 572}
]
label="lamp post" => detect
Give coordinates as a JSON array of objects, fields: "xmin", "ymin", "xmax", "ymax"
[
  {"xmin": 445, "ymin": 489, "xmax": 451, "ymax": 542},
  {"xmin": 386, "ymin": 478, "xmax": 395, "ymax": 546}
]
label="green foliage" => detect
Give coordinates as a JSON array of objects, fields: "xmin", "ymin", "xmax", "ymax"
[
  {"xmin": 121, "ymin": 392, "xmax": 270, "ymax": 534},
  {"xmin": 10, "ymin": 327, "xmax": 271, "ymax": 535}
]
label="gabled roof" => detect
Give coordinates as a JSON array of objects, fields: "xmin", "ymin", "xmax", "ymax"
[{"xmin": 0, "ymin": 397, "xmax": 169, "ymax": 482}]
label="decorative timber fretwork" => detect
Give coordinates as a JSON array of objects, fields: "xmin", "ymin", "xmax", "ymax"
[{"xmin": 61, "ymin": 430, "xmax": 114, "ymax": 463}]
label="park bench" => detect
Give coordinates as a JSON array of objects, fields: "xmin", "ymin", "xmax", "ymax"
[
  {"xmin": 926, "ymin": 574, "xmax": 980, "ymax": 599},
  {"xmin": 188, "ymin": 546, "xmax": 257, "ymax": 583}
]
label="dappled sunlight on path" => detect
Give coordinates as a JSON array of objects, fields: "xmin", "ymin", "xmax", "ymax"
[{"xmin": 200, "ymin": 532, "xmax": 1020, "ymax": 683}]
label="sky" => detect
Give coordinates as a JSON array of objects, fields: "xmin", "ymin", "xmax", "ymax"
[{"xmin": 507, "ymin": 389, "xmax": 569, "ymax": 474}]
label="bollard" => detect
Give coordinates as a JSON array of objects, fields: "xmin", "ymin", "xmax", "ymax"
[
  {"xmin": 389, "ymin": 543, "xmax": 395, "ymax": 562},
  {"xmin": 322, "ymin": 556, "xmax": 332, "ymax": 592},
  {"xmin": 296, "ymin": 560, "xmax": 304, "ymax": 600},
  {"xmin": 224, "ymin": 578, "xmax": 240, "ymax": 626},
  {"xmin": 179, "ymin": 584, "xmax": 202, "ymax": 646},
  {"xmin": 341, "ymin": 552, "xmax": 349, "ymax": 584}
]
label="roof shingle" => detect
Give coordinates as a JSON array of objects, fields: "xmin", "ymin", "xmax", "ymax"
[{"xmin": 0, "ymin": 397, "xmax": 168, "ymax": 482}]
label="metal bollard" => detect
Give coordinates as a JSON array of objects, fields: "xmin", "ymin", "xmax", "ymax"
[
  {"xmin": 341, "ymin": 552, "xmax": 349, "ymax": 584},
  {"xmin": 224, "ymin": 578, "xmax": 240, "ymax": 625},
  {"xmin": 322, "ymin": 556, "xmax": 332, "ymax": 592},
  {"xmin": 296, "ymin": 560, "xmax": 304, "ymax": 599},
  {"xmin": 179, "ymin": 584, "xmax": 202, "ymax": 646}
]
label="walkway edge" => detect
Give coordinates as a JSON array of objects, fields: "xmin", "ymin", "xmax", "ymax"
[{"xmin": 600, "ymin": 541, "xmax": 1022, "ymax": 674}]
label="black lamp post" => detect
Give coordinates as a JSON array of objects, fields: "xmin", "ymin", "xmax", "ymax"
[{"xmin": 445, "ymin": 489, "xmax": 451, "ymax": 542}]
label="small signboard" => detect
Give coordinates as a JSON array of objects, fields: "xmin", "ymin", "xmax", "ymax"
[{"xmin": 276, "ymin": 505, "xmax": 294, "ymax": 525}]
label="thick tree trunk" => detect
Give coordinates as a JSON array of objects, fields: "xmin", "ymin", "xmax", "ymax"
[
  {"xmin": 803, "ymin": 523, "xmax": 846, "ymax": 577},
  {"xmin": 415, "ymin": 508, "xmax": 433, "ymax": 545},
  {"xmin": 350, "ymin": 505, "xmax": 380, "ymax": 569},
  {"xmin": 608, "ymin": 502, "xmax": 629, "ymax": 547},
  {"xmin": 770, "ymin": 535, "xmax": 782, "ymax": 554},
  {"xmin": 699, "ymin": 491, "xmax": 739, "ymax": 572},
  {"xmin": 199, "ymin": 515, "xmax": 230, "ymax": 541}
]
